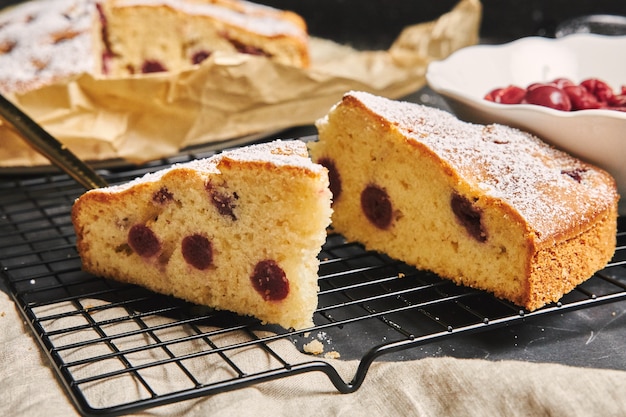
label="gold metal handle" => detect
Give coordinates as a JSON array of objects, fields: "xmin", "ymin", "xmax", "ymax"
[{"xmin": 0, "ymin": 94, "xmax": 108, "ymax": 190}]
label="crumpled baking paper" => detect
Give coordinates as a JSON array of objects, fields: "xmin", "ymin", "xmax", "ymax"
[{"xmin": 0, "ymin": 0, "xmax": 481, "ymax": 168}]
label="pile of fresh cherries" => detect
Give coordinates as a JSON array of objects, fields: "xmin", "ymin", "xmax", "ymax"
[{"xmin": 484, "ymin": 78, "xmax": 626, "ymax": 111}]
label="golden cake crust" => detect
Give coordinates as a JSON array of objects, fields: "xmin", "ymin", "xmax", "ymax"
[{"xmin": 310, "ymin": 91, "xmax": 619, "ymax": 311}]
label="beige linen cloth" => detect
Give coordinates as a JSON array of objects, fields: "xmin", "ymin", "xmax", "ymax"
[
  {"xmin": 2, "ymin": 0, "xmax": 626, "ymax": 414},
  {"xmin": 3, "ymin": 275, "xmax": 626, "ymax": 417}
]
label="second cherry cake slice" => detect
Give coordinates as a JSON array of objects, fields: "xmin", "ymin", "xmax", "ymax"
[
  {"xmin": 309, "ymin": 91, "xmax": 619, "ymax": 311},
  {"xmin": 72, "ymin": 140, "xmax": 332, "ymax": 330}
]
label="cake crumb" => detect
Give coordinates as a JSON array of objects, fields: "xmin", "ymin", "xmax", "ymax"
[
  {"xmin": 324, "ymin": 351, "xmax": 341, "ymax": 359},
  {"xmin": 303, "ymin": 339, "xmax": 324, "ymax": 355}
]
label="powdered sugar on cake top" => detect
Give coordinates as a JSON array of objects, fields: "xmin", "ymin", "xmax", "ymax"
[
  {"xmin": 98, "ymin": 140, "xmax": 324, "ymax": 193},
  {"xmin": 218, "ymin": 139, "xmax": 322, "ymax": 168},
  {"xmin": 338, "ymin": 91, "xmax": 618, "ymax": 240},
  {"xmin": 0, "ymin": 0, "xmax": 96, "ymax": 93}
]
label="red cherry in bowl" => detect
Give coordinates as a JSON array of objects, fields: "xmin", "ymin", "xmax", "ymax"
[{"xmin": 523, "ymin": 84, "xmax": 572, "ymax": 111}]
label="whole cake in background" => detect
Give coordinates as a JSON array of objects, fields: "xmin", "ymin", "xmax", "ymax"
[
  {"xmin": 72, "ymin": 140, "xmax": 332, "ymax": 330},
  {"xmin": 0, "ymin": 0, "xmax": 309, "ymax": 94},
  {"xmin": 309, "ymin": 91, "xmax": 619, "ymax": 311}
]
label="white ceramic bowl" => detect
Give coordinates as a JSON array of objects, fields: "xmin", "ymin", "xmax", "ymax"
[{"xmin": 426, "ymin": 34, "xmax": 626, "ymax": 214}]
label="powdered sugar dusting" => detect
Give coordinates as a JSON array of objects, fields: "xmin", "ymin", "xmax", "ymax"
[
  {"xmin": 0, "ymin": 0, "xmax": 96, "ymax": 94},
  {"xmin": 346, "ymin": 91, "xmax": 618, "ymax": 240},
  {"xmin": 93, "ymin": 139, "xmax": 323, "ymax": 193},
  {"xmin": 217, "ymin": 139, "xmax": 323, "ymax": 171}
]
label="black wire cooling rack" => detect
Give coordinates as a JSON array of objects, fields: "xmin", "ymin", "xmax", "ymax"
[{"xmin": 1, "ymin": 147, "xmax": 625, "ymax": 417}]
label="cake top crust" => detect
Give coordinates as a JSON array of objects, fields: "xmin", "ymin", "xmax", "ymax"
[
  {"xmin": 94, "ymin": 139, "xmax": 325, "ymax": 193},
  {"xmin": 0, "ymin": 0, "xmax": 96, "ymax": 93},
  {"xmin": 336, "ymin": 91, "xmax": 619, "ymax": 241}
]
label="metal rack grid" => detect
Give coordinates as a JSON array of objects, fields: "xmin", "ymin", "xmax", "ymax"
[{"xmin": 1, "ymin": 150, "xmax": 625, "ymax": 417}]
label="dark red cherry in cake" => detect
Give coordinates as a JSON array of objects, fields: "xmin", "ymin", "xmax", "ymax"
[
  {"xmin": 317, "ymin": 157, "xmax": 342, "ymax": 201},
  {"xmin": 451, "ymin": 193, "xmax": 487, "ymax": 243},
  {"xmin": 191, "ymin": 50, "xmax": 211, "ymax": 65},
  {"xmin": 141, "ymin": 60, "xmax": 167, "ymax": 73},
  {"xmin": 182, "ymin": 234, "xmax": 213, "ymax": 270},
  {"xmin": 561, "ymin": 168, "xmax": 588, "ymax": 183},
  {"xmin": 152, "ymin": 187, "xmax": 174, "ymax": 205},
  {"xmin": 251, "ymin": 260, "xmax": 289, "ymax": 301},
  {"xmin": 361, "ymin": 184, "xmax": 393, "ymax": 229},
  {"xmin": 226, "ymin": 37, "xmax": 268, "ymax": 57},
  {"xmin": 128, "ymin": 224, "xmax": 161, "ymax": 257},
  {"xmin": 206, "ymin": 181, "xmax": 238, "ymax": 221}
]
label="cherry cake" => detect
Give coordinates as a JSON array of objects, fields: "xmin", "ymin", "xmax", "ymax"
[
  {"xmin": 0, "ymin": 0, "xmax": 309, "ymax": 94},
  {"xmin": 309, "ymin": 91, "xmax": 619, "ymax": 311},
  {"xmin": 72, "ymin": 140, "xmax": 332, "ymax": 330}
]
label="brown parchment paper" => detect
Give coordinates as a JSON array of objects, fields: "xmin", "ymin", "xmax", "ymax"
[{"xmin": 0, "ymin": 0, "xmax": 481, "ymax": 168}]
